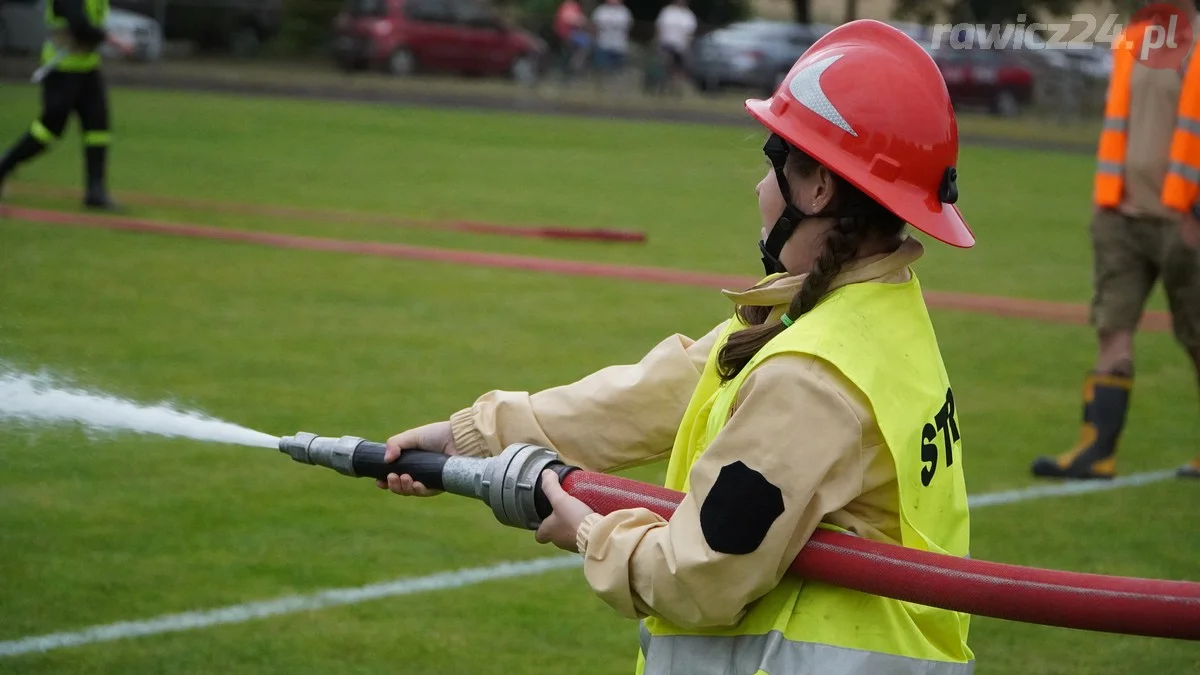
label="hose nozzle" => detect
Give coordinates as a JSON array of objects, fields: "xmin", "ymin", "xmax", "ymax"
[
  {"xmin": 279, "ymin": 432, "xmax": 362, "ymax": 477},
  {"xmin": 277, "ymin": 431, "xmax": 577, "ymax": 529}
]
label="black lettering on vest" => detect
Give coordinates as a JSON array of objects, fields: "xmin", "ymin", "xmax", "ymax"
[
  {"xmin": 700, "ymin": 461, "xmax": 785, "ymax": 555},
  {"xmin": 921, "ymin": 388, "xmax": 961, "ymax": 487},
  {"xmin": 921, "ymin": 423, "xmax": 938, "ymax": 486}
]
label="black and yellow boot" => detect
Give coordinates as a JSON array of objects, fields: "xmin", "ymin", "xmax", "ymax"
[
  {"xmin": 1031, "ymin": 371, "xmax": 1133, "ymax": 479},
  {"xmin": 0, "ymin": 132, "xmax": 48, "ymax": 201}
]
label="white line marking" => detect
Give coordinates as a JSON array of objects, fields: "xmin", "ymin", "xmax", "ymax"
[
  {"xmin": 0, "ymin": 469, "xmax": 1176, "ymax": 658},
  {"xmin": 966, "ymin": 470, "xmax": 1176, "ymax": 508},
  {"xmin": 0, "ymin": 556, "xmax": 582, "ymax": 658}
]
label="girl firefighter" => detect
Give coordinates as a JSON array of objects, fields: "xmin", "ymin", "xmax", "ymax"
[{"xmin": 379, "ymin": 20, "xmax": 977, "ymax": 675}]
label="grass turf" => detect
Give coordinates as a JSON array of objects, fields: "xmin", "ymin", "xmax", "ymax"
[
  {"xmin": 0, "ymin": 85, "xmax": 1197, "ymax": 674},
  {"xmin": 1, "ymin": 55, "xmax": 1106, "ymax": 146},
  {"xmin": 0, "ymin": 83, "xmax": 1160, "ymax": 311}
]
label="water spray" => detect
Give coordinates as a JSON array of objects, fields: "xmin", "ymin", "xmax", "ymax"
[
  {"xmin": 279, "ymin": 432, "xmax": 1200, "ymax": 641},
  {"xmin": 0, "ymin": 369, "xmax": 277, "ymax": 448}
]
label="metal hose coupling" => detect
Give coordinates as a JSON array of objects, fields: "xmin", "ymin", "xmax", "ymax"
[{"xmin": 277, "ymin": 432, "xmax": 576, "ymax": 530}]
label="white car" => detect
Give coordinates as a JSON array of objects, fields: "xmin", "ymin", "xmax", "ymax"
[
  {"xmin": 100, "ymin": 7, "xmax": 163, "ymax": 62},
  {"xmin": 0, "ymin": 0, "xmax": 161, "ymax": 62}
]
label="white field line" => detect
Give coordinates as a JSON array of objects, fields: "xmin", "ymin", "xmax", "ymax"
[
  {"xmin": 965, "ymin": 470, "xmax": 1177, "ymax": 508},
  {"xmin": 0, "ymin": 469, "xmax": 1177, "ymax": 658}
]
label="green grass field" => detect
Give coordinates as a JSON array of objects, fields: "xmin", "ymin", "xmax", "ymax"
[
  {"xmin": 1, "ymin": 84, "xmax": 1197, "ymax": 675},
  {"xmin": 0, "ymin": 55, "xmax": 1106, "ymax": 147}
]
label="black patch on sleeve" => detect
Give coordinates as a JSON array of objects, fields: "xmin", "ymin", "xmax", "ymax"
[{"xmin": 699, "ymin": 461, "xmax": 785, "ymax": 555}]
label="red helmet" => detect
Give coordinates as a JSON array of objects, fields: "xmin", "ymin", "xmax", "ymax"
[{"xmin": 745, "ymin": 19, "xmax": 975, "ymax": 249}]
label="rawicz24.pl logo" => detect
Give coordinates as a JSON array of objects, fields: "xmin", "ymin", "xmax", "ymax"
[{"xmin": 931, "ymin": 3, "xmax": 1195, "ymax": 69}]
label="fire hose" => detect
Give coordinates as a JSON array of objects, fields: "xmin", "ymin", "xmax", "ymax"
[{"xmin": 278, "ymin": 432, "xmax": 1200, "ymax": 641}]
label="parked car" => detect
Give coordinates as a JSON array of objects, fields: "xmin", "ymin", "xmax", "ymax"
[
  {"xmin": 1062, "ymin": 44, "xmax": 1113, "ymax": 81},
  {"xmin": 331, "ymin": 0, "xmax": 545, "ymax": 83},
  {"xmin": 689, "ymin": 20, "xmax": 821, "ymax": 96},
  {"xmin": 101, "ymin": 6, "xmax": 164, "ymax": 62},
  {"xmin": 927, "ymin": 44, "xmax": 1035, "ymax": 116},
  {"xmin": 109, "ymin": 0, "xmax": 281, "ymax": 56},
  {"xmin": 936, "ymin": 22, "xmax": 1070, "ymax": 72},
  {"xmin": 0, "ymin": 0, "xmax": 161, "ymax": 62}
]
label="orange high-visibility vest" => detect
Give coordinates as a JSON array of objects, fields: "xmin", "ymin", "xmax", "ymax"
[{"xmin": 1096, "ymin": 22, "xmax": 1200, "ymax": 213}]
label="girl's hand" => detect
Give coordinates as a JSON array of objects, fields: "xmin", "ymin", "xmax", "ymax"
[
  {"xmin": 534, "ymin": 470, "xmax": 596, "ymax": 553},
  {"xmin": 376, "ymin": 421, "xmax": 458, "ymax": 497}
]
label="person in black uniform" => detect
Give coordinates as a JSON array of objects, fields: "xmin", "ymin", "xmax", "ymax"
[{"xmin": 0, "ymin": 0, "xmax": 131, "ymax": 209}]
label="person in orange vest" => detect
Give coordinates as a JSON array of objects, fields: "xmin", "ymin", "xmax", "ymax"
[{"xmin": 1031, "ymin": 1, "xmax": 1200, "ymax": 480}]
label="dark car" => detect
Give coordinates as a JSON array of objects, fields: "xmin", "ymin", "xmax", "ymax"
[
  {"xmin": 109, "ymin": 0, "xmax": 282, "ymax": 56},
  {"xmin": 689, "ymin": 20, "xmax": 820, "ymax": 97},
  {"xmin": 927, "ymin": 45, "xmax": 1035, "ymax": 117},
  {"xmin": 331, "ymin": 0, "xmax": 545, "ymax": 83}
]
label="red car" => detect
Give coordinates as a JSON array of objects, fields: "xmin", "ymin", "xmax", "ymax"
[
  {"xmin": 927, "ymin": 46, "xmax": 1035, "ymax": 117},
  {"xmin": 332, "ymin": 0, "xmax": 545, "ymax": 82}
]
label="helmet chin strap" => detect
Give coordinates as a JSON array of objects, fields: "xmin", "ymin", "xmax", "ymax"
[
  {"xmin": 759, "ymin": 206, "xmax": 804, "ymax": 275},
  {"xmin": 758, "ymin": 133, "xmax": 838, "ymax": 276}
]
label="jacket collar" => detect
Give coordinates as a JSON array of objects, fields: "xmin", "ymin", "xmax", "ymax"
[{"xmin": 721, "ymin": 236, "xmax": 924, "ymax": 309}]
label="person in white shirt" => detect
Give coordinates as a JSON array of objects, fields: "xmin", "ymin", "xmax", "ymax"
[
  {"xmin": 654, "ymin": 0, "xmax": 697, "ymax": 92},
  {"xmin": 591, "ymin": 0, "xmax": 632, "ymax": 77}
]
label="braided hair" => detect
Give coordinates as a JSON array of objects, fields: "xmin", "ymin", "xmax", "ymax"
[{"xmin": 716, "ymin": 147, "xmax": 905, "ymax": 382}]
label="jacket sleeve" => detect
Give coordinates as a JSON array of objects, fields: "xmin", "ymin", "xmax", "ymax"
[
  {"xmin": 52, "ymin": 0, "xmax": 108, "ymax": 48},
  {"xmin": 574, "ymin": 354, "xmax": 872, "ymax": 628},
  {"xmin": 448, "ymin": 321, "xmax": 728, "ymax": 473}
]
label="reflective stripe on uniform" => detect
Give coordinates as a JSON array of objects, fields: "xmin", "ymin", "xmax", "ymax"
[
  {"xmin": 42, "ymin": 0, "xmax": 106, "ymax": 71},
  {"xmin": 30, "ymin": 120, "xmax": 56, "ymax": 143},
  {"xmin": 1094, "ymin": 27, "xmax": 1136, "ymax": 207},
  {"xmin": 84, "ymin": 131, "xmax": 111, "ymax": 146},
  {"xmin": 41, "ymin": 40, "xmax": 101, "ymax": 72},
  {"xmin": 1168, "ymin": 160, "xmax": 1200, "ymax": 184},
  {"xmin": 641, "ymin": 631, "xmax": 975, "ymax": 675},
  {"xmin": 1178, "ymin": 117, "xmax": 1200, "ymax": 136}
]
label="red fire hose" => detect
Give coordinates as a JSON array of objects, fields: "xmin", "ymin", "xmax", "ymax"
[
  {"xmin": 562, "ymin": 471, "xmax": 1200, "ymax": 641},
  {"xmin": 278, "ymin": 433, "xmax": 1200, "ymax": 641}
]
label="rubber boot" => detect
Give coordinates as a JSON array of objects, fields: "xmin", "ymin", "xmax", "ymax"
[
  {"xmin": 83, "ymin": 145, "xmax": 118, "ymax": 210},
  {"xmin": 0, "ymin": 132, "xmax": 48, "ymax": 201},
  {"xmin": 1031, "ymin": 371, "xmax": 1133, "ymax": 479},
  {"xmin": 1178, "ymin": 454, "xmax": 1200, "ymax": 479}
]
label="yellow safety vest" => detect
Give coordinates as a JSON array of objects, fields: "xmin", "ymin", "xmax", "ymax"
[
  {"xmin": 42, "ymin": 0, "xmax": 109, "ymax": 73},
  {"xmin": 636, "ymin": 271, "xmax": 974, "ymax": 675}
]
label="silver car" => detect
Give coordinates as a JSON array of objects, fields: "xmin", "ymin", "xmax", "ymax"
[{"xmin": 690, "ymin": 20, "xmax": 821, "ymax": 97}]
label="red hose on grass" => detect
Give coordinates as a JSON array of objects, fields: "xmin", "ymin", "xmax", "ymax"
[
  {"xmin": 5, "ymin": 184, "xmax": 649, "ymax": 244},
  {"xmin": 561, "ymin": 471, "xmax": 1200, "ymax": 641}
]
